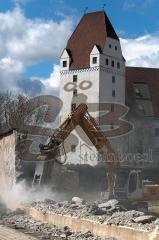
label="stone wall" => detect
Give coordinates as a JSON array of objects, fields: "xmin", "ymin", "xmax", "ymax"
[{"xmin": 0, "ymin": 131, "xmax": 15, "ymax": 194}]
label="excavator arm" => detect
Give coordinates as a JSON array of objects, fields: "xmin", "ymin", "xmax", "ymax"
[{"xmin": 39, "ymin": 103, "xmax": 119, "ymax": 198}]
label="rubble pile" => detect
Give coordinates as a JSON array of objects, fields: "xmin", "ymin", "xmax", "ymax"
[
  {"xmin": 31, "ymin": 197, "xmax": 159, "ymax": 231},
  {"xmin": 0, "ymin": 197, "xmax": 159, "ymax": 239},
  {"xmin": 0, "ymin": 209, "xmax": 116, "ymax": 240}
]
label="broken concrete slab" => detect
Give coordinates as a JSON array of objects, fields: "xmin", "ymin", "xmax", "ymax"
[
  {"xmin": 90, "ymin": 199, "xmax": 125, "ymax": 215},
  {"xmin": 133, "ymin": 215, "xmax": 156, "ymax": 224}
]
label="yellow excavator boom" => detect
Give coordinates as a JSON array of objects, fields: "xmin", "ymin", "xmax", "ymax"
[{"xmin": 39, "ymin": 103, "xmax": 119, "ymax": 198}]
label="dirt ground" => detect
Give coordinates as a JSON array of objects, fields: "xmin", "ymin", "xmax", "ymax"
[{"xmin": 0, "ymin": 224, "xmax": 38, "ymax": 240}]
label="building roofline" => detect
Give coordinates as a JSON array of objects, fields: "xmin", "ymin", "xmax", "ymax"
[
  {"xmin": 66, "ymin": 10, "xmax": 119, "ymax": 70},
  {"xmin": 126, "ymin": 66, "xmax": 159, "ymax": 71}
]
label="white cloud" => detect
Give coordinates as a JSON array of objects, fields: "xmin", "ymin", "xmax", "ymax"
[
  {"xmin": 121, "ymin": 34, "xmax": 159, "ymax": 68},
  {"xmin": 27, "ymin": 64, "xmax": 61, "ymax": 96},
  {"xmin": 0, "ymin": 6, "xmax": 73, "ymax": 94},
  {"xmin": 0, "ymin": 7, "xmax": 73, "ymax": 64},
  {"xmin": 0, "ymin": 57, "xmax": 24, "ymax": 92},
  {"xmin": 42, "ymin": 64, "xmax": 60, "ymax": 89}
]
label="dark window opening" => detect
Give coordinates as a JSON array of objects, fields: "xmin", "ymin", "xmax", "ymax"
[
  {"xmin": 154, "ymin": 147, "xmax": 159, "ymax": 154},
  {"xmin": 138, "ymin": 104, "xmax": 144, "ymax": 112},
  {"xmin": 111, "ymin": 60, "xmax": 114, "ymax": 67},
  {"xmin": 155, "ymin": 128, "xmax": 159, "ymax": 136},
  {"xmin": 111, "ymin": 104, "xmax": 114, "ymax": 112},
  {"xmin": 71, "ymin": 103, "xmax": 76, "ymax": 111},
  {"xmin": 73, "ymin": 75, "xmax": 77, "ymax": 82},
  {"xmin": 109, "ymin": 44, "xmax": 111, "ymax": 48},
  {"xmin": 134, "ymin": 87, "xmax": 143, "ymax": 98},
  {"xmin": 105, "ymin": 58, "xmax": 109, "ymax": 65},
  {"xmin": 92, "ymin": 57, "xmax": 97, "ymax": 64},
  {"xmin": 111, "ymin": 122, "xmax": 114, "ymax": 129},
  {"xmin": 112, "ymin": 90, "xmax": 115, "ymax": 97},
  {"xmin": 129, "ymin": 173, "xmax": 137, "ymax": 193},
  {"xmin": 115, "ymin": 46, "xmax": 117, "ymax": 51},
  {"xmin": 71, "ymin": 145, "xmax": 76, "ymax": 152},
  {"xmin": 63, "ymin": 61, "xmax": 67, "ymax": 67},
  {"xmin": 112, "ymin": 76, "xmax": 115, "ymax": 83},
  {"xmin": 117, "ymin": 62, "xmax": 120, "ymax": 69},
  {"xmin": 73, "ymin": 89, "xmax": 77, "ymax": 96},
  {"xmin": 133, "ymin": 83, "xmax": 151, "ymax": 100}
]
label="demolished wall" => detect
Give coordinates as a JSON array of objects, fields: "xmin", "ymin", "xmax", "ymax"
[{"xmin": 0, "ymin": 131, "xmax": 15, "ymax": 194}]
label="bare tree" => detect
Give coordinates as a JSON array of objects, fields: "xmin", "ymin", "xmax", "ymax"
[
  {"xmin": 0, "ymin": 91, "xmax": 13, "ymax": 135},
  {"xmin": 0, "ymin": 92, "xmax": 45, "ymax": 135}
]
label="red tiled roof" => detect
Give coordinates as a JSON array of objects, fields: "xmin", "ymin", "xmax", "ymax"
[
  {"xmin": 126, "ymin": 66, "xmax": 159, "ymax": 117},
  {"xmin": 66, "ymin": 11, "xmax": 119, "ymax": 70}
]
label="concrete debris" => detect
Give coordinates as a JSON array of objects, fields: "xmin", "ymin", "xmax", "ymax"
[
  {"xmin": 105, "ymin": 210, "xmax": 144, "ymax": 226},
  {"xmin": 0, "ymin": 211, "xmax": 115, "ymax": 240},
  {"xmin": 133, "ymin": 215, "xmax": 156, "ymax": 224},
  {"xmin": 71, "ymin": 197, "xmax": 85, "ymax": 205},
  {"xmin": 155, "ymin": 218, "xmax": 159, "ymax": 225},
  {"xmin": 30, "ymin": 198, "xmax": 159, "ymax": 231},
  {"xmin": 0, "ymin": 197, "xmax": 159, "ymax": 239},
  {"xmin": 90, "ymin": 199, "xmax": 125, "ymax": 215}
]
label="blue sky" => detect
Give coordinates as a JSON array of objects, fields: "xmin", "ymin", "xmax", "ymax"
[
  {"xmin": 2, "ymin": 0, "xmax": 159, "ymax": 36},
  {"xmin": 0, "ymin": 0, "xmax": 159, "ymax": 95}
]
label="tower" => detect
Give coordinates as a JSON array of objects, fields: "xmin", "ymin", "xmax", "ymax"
[{"xmin": 60, "ymin": 11, "xmax": 125, "ymax": 166}]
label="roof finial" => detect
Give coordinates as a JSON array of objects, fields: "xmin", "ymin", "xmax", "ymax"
[
  {"xmin": 102, "ymin": 3, "xmax": 106, "ymax": 11},
  {"xmin": 84, "ymin": 7, "xmax": 88, "ymax": 14}
]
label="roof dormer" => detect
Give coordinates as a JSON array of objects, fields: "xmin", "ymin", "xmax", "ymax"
[
  {"xmin": 60, "ymin": 49, "xmax": 72, "ymax": 70},
  {"xmin": 90, "ymin": 45, "xmax": 101, "ymax": 68}
]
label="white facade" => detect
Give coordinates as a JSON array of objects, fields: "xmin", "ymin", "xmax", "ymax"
[
  {"xmin": 99, "ymin": 37, "xmax": 125, "ymax": 104},
  {"xmin": 60, "ymin": 24, "xmax": 125, "ymax": 166},
  {"xmin": 60, "ymin": 67, "xmax": 100, "ymax": 165}
]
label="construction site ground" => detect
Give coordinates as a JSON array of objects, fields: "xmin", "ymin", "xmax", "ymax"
[
  {"xmin": 1, "ymin": 197, "xmax": 159, "ymax": 240},
  {"xmin": 0, "ymin": 225, "xmax": 38, "ymax": 240},
  {"xmin": 0, "ymin": 210, "xmax": 114, "ymax": 240}
]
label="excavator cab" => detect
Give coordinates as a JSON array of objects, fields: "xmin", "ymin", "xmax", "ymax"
[
  {"xmin": 111, "ymin": 168, "xmax": 148, "ymax": 211},
  {"xmin": 127, "ymin": 169, "xmax": 143, "ymax": 200},
  {"xmin": 113, "ymin": 168, "xmax": 143, "ymax": 201}
]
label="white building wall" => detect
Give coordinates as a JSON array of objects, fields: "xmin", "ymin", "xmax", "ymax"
[
  {"xmin": 99, "ymin": 70, "xmax": 125, "ymax": 103},
  {"xmin": 103, "ymin": 37, "xmax": 123, "ymax": 59},
  {"xmin": 99, "ymin": 37, "xmax": 125, "ymax": 104},
  {"xmin": 60, "ymin": 68, "xmax": 100, "ymax": 120},
  {"xmin": 60, "ymin": 68, "xmax": 100, "ymax": 166}
]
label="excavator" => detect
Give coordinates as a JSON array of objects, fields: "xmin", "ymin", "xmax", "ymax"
[{"xmin": 39, "ymin": 103, "xmax": 159, "ymax": 211}]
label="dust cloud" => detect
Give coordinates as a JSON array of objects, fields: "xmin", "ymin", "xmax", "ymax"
[{"xmin": 0, "ymin": 180, "xmax": 61, "ymax": 210}]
